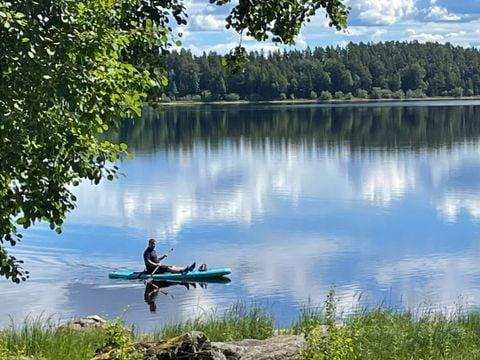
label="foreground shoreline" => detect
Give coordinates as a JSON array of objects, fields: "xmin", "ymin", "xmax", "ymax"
[{"xmin": 3, "ymin": 295, "xmax": 480, "ymax": 359}]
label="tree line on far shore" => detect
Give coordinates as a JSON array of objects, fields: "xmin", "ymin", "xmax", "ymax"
[{"xmin": 157, "ymin": 41, "xmax": 480, "ymax": 102}]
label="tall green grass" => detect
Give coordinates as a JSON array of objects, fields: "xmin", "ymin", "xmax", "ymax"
[
  {"xmin": 0, "ymin": 316, "xmax": 106, "ymax": 360},
  {"xmin": 153, "ymin": 301, "xmax": 274, "ymax": 341},
  {"xmin": 298, "ymin": 289, "xmax": 480, "ymax": 360}
]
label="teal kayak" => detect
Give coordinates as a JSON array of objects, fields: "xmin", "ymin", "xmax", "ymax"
[{"xmin": 109, "ymin": 267, "xmax": 231, "ymax": 281}]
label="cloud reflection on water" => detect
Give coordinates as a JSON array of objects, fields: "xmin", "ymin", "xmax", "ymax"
[
  {"xmin": 67, "ymin": 139, "xmax": 480, "ymax": 313},
  {"xmin": 5, "ymin": 105, "xmax": 480, "ymax": 328}
]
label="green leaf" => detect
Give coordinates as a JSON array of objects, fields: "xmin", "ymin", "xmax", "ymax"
[
  {"xmin": 16, "ymin": 217, "xmax": 27, "ymax": 225},
  {"xmin": 27, "ymin": 51, "xmax": 34, "ymax": 59},
  {"xmin": 119, "ymin": 143, "xmax": 128, "ymax": 151},
  {"xmin": 42, "ymin": 75, "xmax": 52, "ymax": 79}
]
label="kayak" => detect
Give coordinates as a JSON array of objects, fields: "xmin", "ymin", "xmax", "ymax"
[{"xmin": 108, "ymin": 267, "xmax": 231, "ymax": 281}]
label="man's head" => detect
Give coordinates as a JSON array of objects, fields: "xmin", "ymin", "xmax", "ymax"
[{"xmin": 148, "ymin": 238, "xmax": 156, "ymax": 249}]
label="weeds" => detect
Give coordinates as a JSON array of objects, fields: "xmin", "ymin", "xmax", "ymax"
[
  {"xmin": 0, "ymin": 316, "xmax": 106, "ymax": 360},
  {"xmin": 154, "ymin": 301, "xmax": 274, "ymax": 341},
  {"xmin": 300, "ymin": 287, "xmax": 357, "ymax": 360},
  {"xmin": 101, "ymin": 320, "xmax": 142, "ymax": 360},
  {"xmin": 299, "ymin": 289, "xmax": 480, "ymax": 360}
]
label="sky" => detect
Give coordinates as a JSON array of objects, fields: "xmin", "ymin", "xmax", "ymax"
[{"xmin": 176, "ymin": 0, "xmax": 480, "ymax": 54}]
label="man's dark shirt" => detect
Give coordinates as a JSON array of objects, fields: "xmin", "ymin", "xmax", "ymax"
[{"xmin": 144, "ymin": 247, "xmax": 158, "ymax": 271}]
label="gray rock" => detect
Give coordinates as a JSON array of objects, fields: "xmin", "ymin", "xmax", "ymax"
[
  {"xmin": 135, "ymin": 331, "xmax": 225, "ymax": 360},
  {"xmin": 60, "ymin": 315, "xmax": 108, "ymax": 331},
  {"xmin": 213, "ymin": 335, "xmax": 305, "ymax": 360},
  {"xmin": 211, "ymin": 342, "xmax": 245, "ymax": 359},
  {"xmin": 91, "ymin": 331, "xmax": 305, "ymax": 360}
]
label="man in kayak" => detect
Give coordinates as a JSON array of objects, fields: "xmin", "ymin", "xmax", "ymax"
[{"xmin": 144, "ymin": 238, "xmax": 195, "ymax": 274}]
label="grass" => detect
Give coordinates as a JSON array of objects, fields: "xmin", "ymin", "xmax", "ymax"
[
  {"xmin": 347, "ymin": 309, "xmax": 480, "ymax": 359},
  {"xmin": 0, "ymin": 316, "xmax": 106, "ymax": 360},
  {"xmin": 152, "ymin": 301, "xmax": 274, "ymax": 342},
  {"xmin": 4, "ymin": 296, "xmax": 480, "ymax": 359},
  {"xmin": 297, "ymin": 289, "xmax": 480, "ymax": 360}
]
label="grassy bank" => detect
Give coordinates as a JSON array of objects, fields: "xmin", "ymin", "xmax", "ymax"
[
  {"xmin": 4, "ymin": 294, "xmax": 480, "ymax": 359},
  {"xmin": 296, "ymin": 290, "xmax": 480, "ymax": 360},
  {"xmin": 0, "ymin": 317, "xmax": 106, "ymax": 360}
]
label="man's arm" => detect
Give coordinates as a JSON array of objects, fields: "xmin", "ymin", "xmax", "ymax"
[
  {"xmin": 146, "ymin": 258, "xmax": 159, "ymax": 267},
  {"xmin": 145, "ymin": 254, "xmax": 167, "ymax": 267}
]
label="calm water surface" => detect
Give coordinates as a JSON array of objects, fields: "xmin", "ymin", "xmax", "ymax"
[{"xmin": 3, "ymin": 100, "xmax": 480, "ymax": 330}]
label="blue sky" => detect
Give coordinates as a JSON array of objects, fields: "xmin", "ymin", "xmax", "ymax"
[{"xmin": 176, "ymin": 0, "xmax": 480, "ymax": 54}]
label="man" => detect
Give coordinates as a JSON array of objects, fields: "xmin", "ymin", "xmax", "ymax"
[{"xmin": 143, "ymin": 238, "xmax": 195, "ymax": 274}]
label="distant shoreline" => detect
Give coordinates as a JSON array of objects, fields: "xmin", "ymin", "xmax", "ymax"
[{"xmin": 150, "ymin": 96, "xmax": 480, "ymax": 107}]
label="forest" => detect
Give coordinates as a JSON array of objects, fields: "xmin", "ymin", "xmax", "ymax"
[{"xmin": 158, "ymin": 41, "xmax": 480, "ymax": 102}]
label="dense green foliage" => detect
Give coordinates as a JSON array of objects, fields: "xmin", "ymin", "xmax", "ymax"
[
  {"xmin": 0, "ymin": 0, "xmax": 184, "ymax": 282},
  {"xmin": 0, "ymin": 0, "xmax": 348, "ymax": 282},
  {"xmin": 159, "ymin": 42, "xmax": 480, "ymax": 102}
]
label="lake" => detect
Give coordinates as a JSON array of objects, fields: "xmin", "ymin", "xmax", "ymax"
[{"xmin": 3, "ymin": 100, "xmax": 480, "ymax": 331}]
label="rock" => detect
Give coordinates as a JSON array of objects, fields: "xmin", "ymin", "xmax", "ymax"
[
  {"xmin": 213, "ymin": 335, "xmax": 305, "ymax": 360},
  {"xmin": 92, "ymin": 331, "xmax": 227, "ymax": 360},
  {"xmin": 60, "ymin": 315, "xmax": 108, "ymax": 331},
  {"xmin": 91, "ymin": 331, "xmax": 305, "ymax": 360},
  {"xmin": 211, "ymin": 342, "xmax": 245, "ymax": 359}
]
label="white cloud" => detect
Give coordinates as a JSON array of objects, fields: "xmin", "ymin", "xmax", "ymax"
[
  {"xmin": 397, "ymin": 20, "xmax": 480, "ymax": 48},
  {"xmin": 187, "ymin": 41, "xmax": 281, "ymax": 55},
  {"xmin": 355, "ymin": 0, "xmax": 416, "ymax": 25},
  {"xmin": 407, "ymin": 29, "xmax": 445, "ymax": 42},
  {"xmin": 426, "ymin": 6, "xmax": 461, "ymax": 21},
  {"xmin": 372, "ymin": 29, "xmax": 387, "ymax": 38},
  {"xmin": 446, "ymin": 31, "xmax": 467, "ymax": 37},
  {"xmin": 344, "ymin": 26, "xmax": 371, "ymax": 36},
  {"xmin": 294, "ymin": 32, "xmax": 308, "ymax": 49},
  {"xmin": 184, "ymin": 0, "xmax": 218, "ymax": 16},
  {"xmin": 193, "ymin": 14, "xmax": 225, "ymax": 31}
]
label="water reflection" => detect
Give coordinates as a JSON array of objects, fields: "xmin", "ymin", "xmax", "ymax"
[
  {"xmin": 144, "ymin": 280, "xmax": 223, "ymax": 313},
  {"xmin": 3, "ymin": 102, "xmax": 480, "ymax": 330},
  {"xmin": 107, "ymin": 102, "xmax": 480, "ymax": 152}
]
